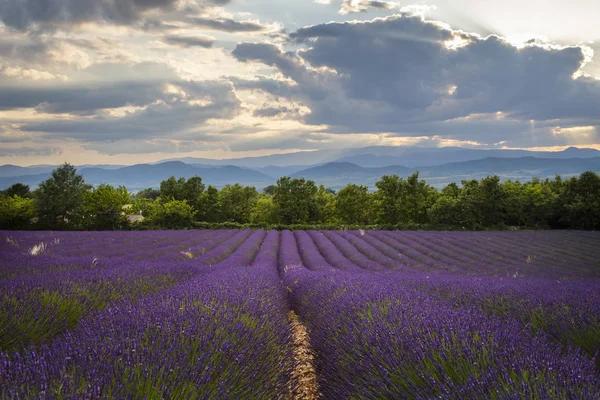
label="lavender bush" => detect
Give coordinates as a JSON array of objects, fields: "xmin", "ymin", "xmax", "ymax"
[{"xmin": 1, "ymin": 229, "xmax": 598, "ymax": 398}]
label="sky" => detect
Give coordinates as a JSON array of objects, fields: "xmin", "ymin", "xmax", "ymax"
[{"xmin": 0, "ymin": 0, "xmax": 599, "ymax": 166}]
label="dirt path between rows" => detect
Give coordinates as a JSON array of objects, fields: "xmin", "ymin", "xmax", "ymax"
[{"xmin": 287, "ymin": 311, "xmax": 320, "ymax": 399}]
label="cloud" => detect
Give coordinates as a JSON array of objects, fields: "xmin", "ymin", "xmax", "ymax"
[
  {"xmin": 162, "ymin": 34, "xmax": 215, "ymax": 48},
  {"xmin": 0, "ymin": 81, "xmax": 168, "ymax": 114},
  {"xmin": 228, "ymin": 132, "xmax": 332, "ymax": 152},
  {"xmin": 253, "ymin": 106, "xmax": 300, "ymax": 118},
  {"xmin": 19, "ymin": 80, "xmax": 241, "ymax": 141},
  {"xmin": 187, "ymin": 17, "xmax": 268, "ymax": 33},
  {"xmin": 0, "ymin": 144, "xmax": 62, "ymax": 156},
  {"xmin": 0, "ymin": 64, "xmax": 68, "ymax": 81},
  {"xmin": 83, "ymin": 138, "xmax": 222, "ymax": 155},
  {"xmin": 0, "ymin": 0, "xmax": 173, "ymax": 30},
  {"xmin": 0, "ymin": 0, "xmax": 234, "ymax": 31},
  {"xmin": 316, "ymin": 0, "xmax": 399, "ymax": 14},
  {"xmin": 339, "ymin": 0, "xmax": 398, "ymax": 14},
  {"xmin": 233, "ymin": 14, "xmax": 600, "ymax": 147}
]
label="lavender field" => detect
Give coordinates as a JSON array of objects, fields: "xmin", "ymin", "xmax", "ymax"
[{"xmin": 1, "ymin": 229, "xmax": 599, "ymax": 399}]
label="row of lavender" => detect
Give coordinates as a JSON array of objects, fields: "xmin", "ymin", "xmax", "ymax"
[
  {"xmin": 278, "ymin": 230, "xmax": 600, "ymax": 398},
  {"xmin": 1, "ymin": 230, "xmax": 295, "ymax": 398},
  {"xmin": 1, "ymin": 229, "xmax": 599, "ymax": 398},
  {"xmin": 3, "ymin": 229, "xmax": 598, "ymax": 279}
]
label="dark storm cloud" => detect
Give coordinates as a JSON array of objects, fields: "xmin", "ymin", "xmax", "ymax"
[
  {"xmin": 340, "ymin": 0, "xmax": 397, "ymax": 14},
  {"xmin": 162, "ymin": 34, "xmax": 214, "ymax": 48},
  {"xmin": 0, "ymin": 0, "xmax": 229, "ymax": 30},
  {"xmin": 188, "ymin": 17, "xmax": 267, "ymax": 33},
  {"xmin": 83, "ymin": 139, "xmax": 219, "ymax": 155},
  {"xmin": 253, "ymin": 106, "xmax": 298, "ymax": 118},
  {"xmin": 0, "ymin": 82, "xmax": 168, "ymax": 114},
  {"xmin": 228, "ymin": 132, "xmax": 331, "ymax": 152},
  {"xmin": 0, "ymin": 37, "xmax": 53, "ymax": 64},
  {"xmin": 233, "ymin": 14, "xmax": 600, "ymax": 144},
  {"xmin": 19, "ymin": 80, "xmax": 241, "ymax": 141},
  {"xmin": 0, "ymin": 145, "xmax": 62, "ymax": 156}
]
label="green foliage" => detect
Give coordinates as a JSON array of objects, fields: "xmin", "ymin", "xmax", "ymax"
[
  {"xmin": 133, "ymin": 188, "xmax": 160, "ymax": 200},
  {"xmin": 396, "ymin": 172, "xmax": 438, "ymax": 224},
  {"xmin": 559, "ymin": 171, "xmax": 600, "ymax": 229},
  {"xmin": 131, "ymin": 198, "xmax": 155, "ymax": 216},
  {"xmin": 456, "ymin": 176, "xmax": 507, "ymax": 228},
  {"xmin": 82, "ymin": 184, "xmax": 131, "ymax": 230},
  {"xmin": 429, "ymin": 196, "xmax": 465, "ymax": 226},
  {"xmin": 374, "ymin": 173, "xmax": 437, "ymax": 224},
  {"xmin": 196, "ymin": 185, "xmax": 221, "ymax": 222},
  {"xmin": 502, "ymin": 179, "xmax": 557, "ymax": 227},
  {"xmin": 2, "ymin": 183, "xmax": 31, "ymax": 198},
  {"xmin": 251, "ymin": 196, "xmax": 278, "ymax": 225},
  {"xmin": 7, "ymin": 166, "xmax": 600, "ymax": 231},
  {"xmin": 160, "ymin": 176, "xmax": 205, "ymax": 209},
  {"xmin": 374, "ymin": 174, "xmax": 403, "ymax": 224},
  {"xmin": 146, "ymin": 198, "xmax": 196, "ymax": 229},
  {"xmin": 273, "ymin": 177, "xmax": 319, "ymax": 224},
  {"xmin": 315, "ymin": 184, "xmax": 338, "ymax": 224},
  {"xmin": 34, "ymin": 163, "xmax": 91, "ymax": 229},
  {"xmin": 336, "ymin": 184, "xmax": 372, "ymax": 224},
  {"xmin": 262, "ymin": 185, "xmax": 276, "ymax": 195},
  {"xmin": 0, "ymin": 195, "xmax": 35, "ymax": 229},
  {"xmin": 220, "ymin": 184, "xmax": 258, "ymax": 224}
]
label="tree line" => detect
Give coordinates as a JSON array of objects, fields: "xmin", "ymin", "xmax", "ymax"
[{"xmin": 1, "ymin": 163, "xmax": 599, "ymax": 230}]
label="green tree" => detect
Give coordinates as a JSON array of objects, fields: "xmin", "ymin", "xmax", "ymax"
[
  {"xmin": 196, "ymin": 185, "xmax": 222, "ymax": 222},
  {"xmin": 182, "ymin": 176, "xmax": 205, "ymax": 209},
  {"xmin": 3, "ymin": 183, "xmax": 31, "ymax": 198},
  {"xmin": 429, "ymin": 182, "xmax": 465, "ymax": 226},
  {"xmin": 428, "ymin": 196, "xmax": 464, "ymax": 226},
  {"xmin": 82, "ymin": 184, "xmax": 131, "ymax": 230},
  {"xmin": 315, "ymin": 185, "xmax": 338, "ymax": 224},
  {"xmin": 396, "ymin": 172, "xmax": 438, "ymax": 224},
  {"xmin": 273, "ymin": 177, "xmax": 318, "ymax": 224},
  {"xmin": 455, "ymin": 176, "xmax": 507, "ymax": 228},
  {"xmin": 147, "ymin": 198, "xmax": 196, "ymax": 229},
  {"xmin": 0, "ymin": 195, "xmax": 35, "ymax": 229},
  {"xmin": 374, "ymin": 175, "xmax": 403, "ymax": 224},
  {"xmin": 502, "ymin": 179, "xmax": 557, "ymax": 227},
  {"xmin": 159, "ymin": 176, "xmax": 205, "ymax": 210},
  {"xmin": 478, "ymin": 175, "xmax": 506, "ymax": 226},
  {"xmin": 559, "ymin": 171, "xmax": 600, "ymax": 229},
  {"xmin": 220, "ymin": 184, "xmax": 258, "ymax": 223},
  {"xmin": 160, "ymin": 177, "xmax": 186, "ymax": 201},
  {"xmin": 133, "ymin": 188, "xmax": 160, "ymax": 200},
  {"xmin": 336, "ymin": 184, "xmax": 372, "ymax": 224},
  {"xmin": 131, "ymin": 198, "xmax": 155, "ymax": 218},
  {"xmin": 251, "ymin": 195, "xmax": 278, "ymax": 225},
  {"xmin": 262, "ymin": 185, "xmax": 276, "ymax": 195},
  {"xmin": 374, "ymin": 173, "xmax": 437, "ymax": 225},
  {"xmin": 34, "ymin": 163, "xmax": 91, "ymax": 229}
]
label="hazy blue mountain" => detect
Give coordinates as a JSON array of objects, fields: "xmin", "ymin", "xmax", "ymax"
[
  {"xmin": 334, "ymin": 147, "xmax": 600, "ymax": 168},
  {"xmin": 0, "ymin": 173, "xmax": 51, "ymax": 189},
  {"xmin": 291, "ymin": 162, "xmax": 414, "ymax": 188},
  {"xmin": 158, "ymin": 146, "xmax": 600, "ymax": 168},
  {"xmin": 2, "ymin": 151, "xmax": 600, "ymax": 191},
  {"xmin": 422, "ymin": 156, "xmax": 600, "ymax": 176},
  {"xmin": 289, "ymin": 157, "xmax": 600, "ymax": 189},
  {"xmin": 253, "ymin": 165, "xmax": 322, "ymax": 179},
  {"xmin": 0, "ymin": 161, "xmax": 274, "ymax": 191},
  {"xmin": 161, "ymin": 149, "xmax": 341, "ymax": 168},
  {"xmin": 0, "ymin": 165, "xmax": 57, "ymax": 178},
  {"xmin": 0, "ymin": 164, "xmax": 125, "ymax": 178}
]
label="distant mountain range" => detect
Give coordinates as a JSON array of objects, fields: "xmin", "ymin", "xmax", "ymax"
[
  {"xmin": 0, "ymin": 162, "xmax": 273, "ymax": 191},
  {"xmin": 161, "ymin": 146, "xmax": 600, "ymax": 168},
  {"xmin": 291, "ymin": 157, "xmax": 600, "ymax": 188},
  {"xmin": 1, "ymin": 146, "xmax": 599, "ymax": 191}
]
